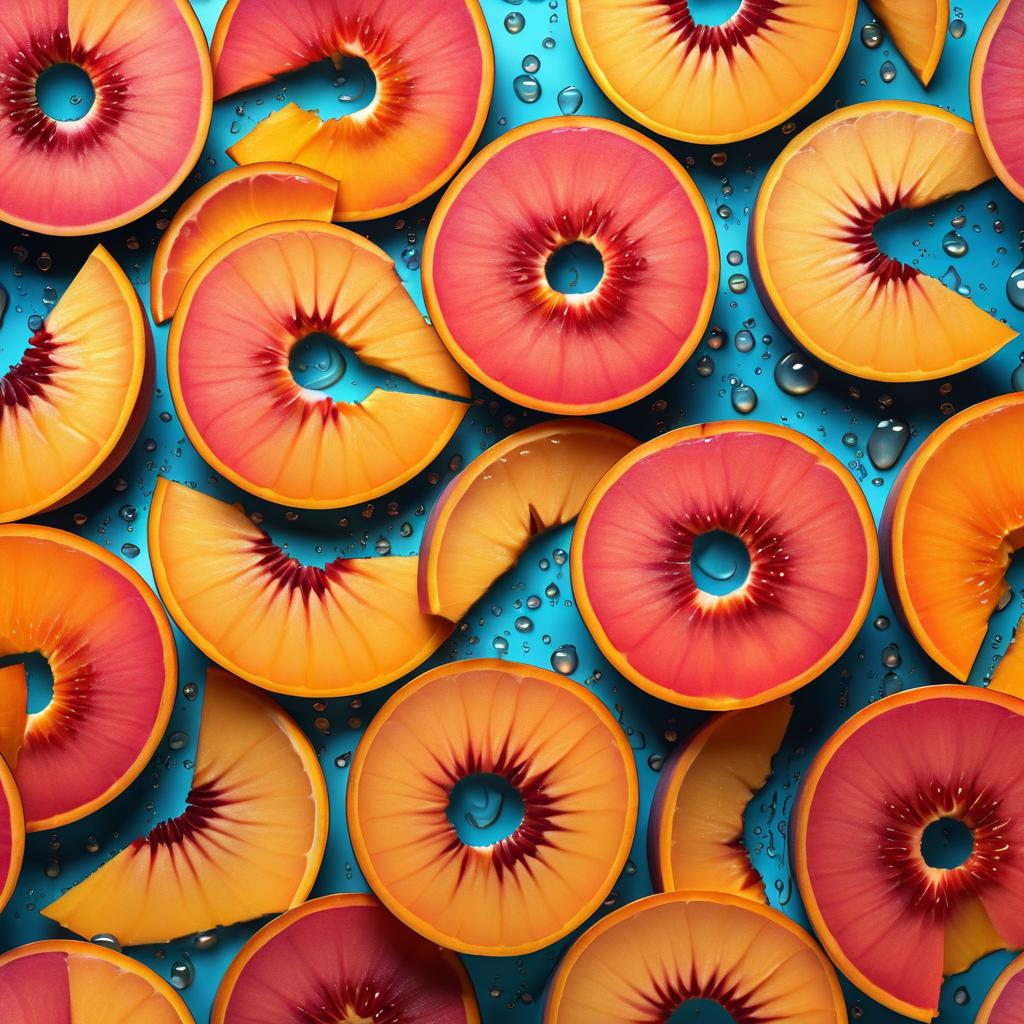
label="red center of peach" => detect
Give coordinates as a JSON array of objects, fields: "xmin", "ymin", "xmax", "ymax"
[
  {"xmin": 251, "ymin": 534, "xmax": 349, "ymax": 602},
  {"xmin": 135, "ymin": 778, "xmax": 225, "ymax": 851},
  {"xmin": 660, "ymin": 0, "xmax": 785, "ymax": 57},
  {"xmin": 837, "ymin": 194, "xmax": 920, "ymax": 285},
  {"xmin": 1, "ymin": 328, "xmax": 60, "ymax": 417}
]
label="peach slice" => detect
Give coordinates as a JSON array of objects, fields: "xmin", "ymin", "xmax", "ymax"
[
  {"xmin": 882, "ymin": 394, "xmax": 1024, "ymax": 681},
  {"xmin": 649, "ymin": 698, "xmax": 792, "ymax": 899},
  {"xmin": 572, "ymin": 422, "xmax": 877, "ymax": 710},
  {"xmin": 211, "ymin": 893, "xmax": 480, "ymax": 1024},
  {"xmin": 151, "ymin": 163, "xmax": 338, "ymax": 323},
  {"xmin": 423, "ymin": 117, "xmax": 717, "ymax": 415},
  {"xmin": 752, "ymin": 101, "xmax": 1017, "ymax": 380},
  {"xmin": 543, "ymin": 891, "xmax": 847, "ymax": 1023},
  {"xmin": 0, "ymin": 0, "xmax": 211, "ymax": 235},
  {"xmin": 42, "ymin": 667, "xmax": 327, "ymax": 946},
  {"xmin": 419, "ymin": 419, "xmax": 635, "ymax": 621},
  {"xmin": 0, "ymin": 940, "xmax": 193, "ymax": 1024},
  {"xmin": 0, "ymin": 526, "xmax": 176, "ymax": 831},
  {"xmin": 866, "ymin": 0, "xmax": 948, "ymax": 85},
  {"xmin": 794, "ymin": 685, "xmax": 1024, "ymax": 1021},
  {"xmin": 149, "ymin": 479, "xmax": 450, "ymax": 697},
  {"xmin": 214, "ymin": 0, "xmax": 492, "ymax": 221},
  {"xmin": 1, "ymin": 246, "xmax": 152, "ymax": 524},
  {"xmin": 348, "ymin": 659, "xmax": 638, "ymax": 955},
  {"xmin": 168, "ymin": 221, "xmax": 470, "ymax": 508},
  {"xmin": 977, "ymin": 953, "xmax": 1024, "ymax": 1024},
  {"xmin": 567, "ymin": 0, "xmax": 856, "ymax": 143},
  {"xmin": 0, "ymin": 751, "xmax": 24, "ymax": 915},
  {"xmin": 0, "ymin": 664, "xmax": 28, "ymax": 768}
]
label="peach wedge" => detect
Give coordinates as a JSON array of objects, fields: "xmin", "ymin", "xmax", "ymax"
[
  {"xmin": 866, "ymin": 0, "xmax": 948, "ymax": 85},
  {"xmin": 0, "ymin": 753, "xmax": 23, "ymax": 916}
]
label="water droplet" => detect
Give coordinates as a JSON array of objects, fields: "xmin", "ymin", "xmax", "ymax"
[
  {"xmin": 36, "ymin": 252, "xmax": 52, "ymax": 272},
  {"xmin": 874, "ymin": 615, "xmax": 890, "ymax": 630},
  {"xmin": 881, "ymin": 643, "xmax": 902, "ymax": 669},
  {"xmin": 734, "ymin": 329, "xmax": 755, "ymax": 353},
  {"xmin": 940, "ymin": 264, "xmax": 971, "ymax": 296},
  {"xmin": 774, "ymin": 351, "xmax": 820, "ymax": 396},
  {"xmin": 949, "ymin": 18, "xmax": 966, "ymax": 39},
  {"xmin": 168, "ymin": 731, "xmax": 188, "ymax": 751},
  {"xmin": 867, "ymin": 417, "xmax": 910, "ymax": 470},
  {"xmin": 27, "ymin": 313, "xmax": 44, "ymax": 332},
  {"xmin": 514, "ymin": 616, "xmax": 533, "ymax": 633},
  {"xmin": 492, "ymin": 635, "xmax": 509, "ymax": 653},
  {"xmin": 556, "ymin": 85, "xmax": 582, "ymax": 115},
  {"xmin": 119, "ymin": 543, "xmax": 139, "ymax": 559},
  {"xmin": 727, "ymin": 273, "xmax": 748, "ymax": 294},
  {"xmin": 883, "ymin": 671, "xmax": 903, "ymax": 695},
  {"xmin": 696, "ymin": 355, "xmax": 715, "ymax": 377},
  {"xmin": 526, "ymin": 594, "xmax": 541, "ymax": 610},
  {"xmin": 513, "ymin": 74, "xmax": 541, "ymax": 103},
  {"xmin": 953, "ymin": 986, "xmax": 970, "ymax": 1006},
  {"xmin": 192, "ymin": 931, "xmax": 218, "ymax": 951},
  {"xmin": 522, "ymin": 54, "xmax": 540, "ymax": 73},
  {"xmin": 170, "ymin": 960, "xmax": 195, "ymax": 990},
  {"xmin": 542, "ymin": 36, "xmax": 556, "ymax": 49},
  {"xmin": 1007, "ymin": 257, "xmax": 1024, "ymax": 311},
  {"xmin": 551, "ymin": 644, "xmax": 578, "ymax": 674},
  {"xmin": 860, "ymin": 23, "xmax": 883, "ymax": 48},
  {"xmin": 553, "ymin": 547, "xmax": 568, "ymax": 566},
  {"xmin": 731, "ymin": 383, "xmax": 757, "ymax": 414},
  {"xmin": 504, "ymin": 11, "xmax": 525, "ymax": 32},
  {"xmin": 941, "ymin": 231, "xmax": 968, "ymax": 258},
  {"xmin": 842, "ymin": 432, "xmax": 858, "ymax": 448},
  {"xmin": 91, "ymin": 934, "xmax": 121, "ymax": 953},
  {"xmin": 183, "ymin": 682, "xmax": 199, "ymax": 700},
  {"xmin": 374, "ymin": 537, "xmax": 391, "ymax": 555},
  {"xmin": 545, "ymin": 582, "xmax": 560, "ymax": 600},
  {"xmin": 726, "ymin": 250, "xmax": 743, "ymax": 267},
  {"xmin": 44, "ymin": 858, "xmax": 60, "ymax": 878},
  {"xmin": 716, "ymin": 204, "xmax": 732, "ymax": 219},
  {"xmin": 879, "ymin": 60, "xmax": 897, "ymax": 83},
  {"xmin": 335, "ymin": 752, "xmax": 351, "ymax": 769},
  {"xmin": 648, "ymin": 754, "xmax": 664, "ymax": 772}
]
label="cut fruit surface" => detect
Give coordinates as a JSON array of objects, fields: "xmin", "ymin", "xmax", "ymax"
[
  {"xmin": 0, "ymin": 526, "xmax": 176, "ymax": 831},
  {"xmin": 794, "ymin": 685, "xmax": 1024, "ymax": 1021},
  {"xmin": 149, "ymin": 479, "xmax": 450, "ymax": 696},
  {"xmin": 543, "ymin": 890, "xmax": 846, "ymax": 1023},
  {"xmin": 168, "ymin": 221, "xmax": 469, "ymax": 508},
  {"xmin": 0, "ymin": 0, "xmax": 211, "ymax": 235},
  {"xmin": 866, "ymin": 0, "xmax": 948, "ymax": 85},
  {"xmin": 882, "ymin": 394, "xmax": 1024, "ymax": 681},
  {"xmin": 419, "ymin": 419, "xmax": 635, "ymax": 621},
  {"xmin": 1, "ymin": 246, "xmax": 152, "ymax": 524},
  {"xmin": 567, "ymin": 0, "xmax": 856, "ymax": 143},
  {"xmin": 348, "ymin": 659, "xmax": 637, "ymax": 955},
  {"xmin": 0, "ymin": 940, "xmax": 193, "ymax": 1024},
  {"xmin": 211, "ymin": 893, "xmax": 480, "ymax": 1024},
  {"xmin": 151, "ymin": 163, "xmax": 338, "ymax": 323},
  {"xmin": 649, "ymin": 698, "xmax": 792, "ymax": 899},
  {"xmin": 423, "ymin": 117, "xmax": 717, "ymax": 414},
  {"xmin": 752, "ymin": 101, "xmax": 1017, "ymax": 380},
  {"xmin": 42, "ymin": 668, "xmax": 327, "ymax": 946},
  {"xmin": 977, "ymin": 953, "xmax": 1024, "ymax": 1024},
  {"xmin": 214, "ymin": 0, "xmax": 492, "ymax": 221},
  {"xmin": 0, "ymin": 752, "xmax": 24, "ymax": 915},
  {"xmin": 572, "ymin": 421, "xmax": 877, "ymax": 709}
]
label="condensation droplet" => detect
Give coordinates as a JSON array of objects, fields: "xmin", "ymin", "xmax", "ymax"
[
  {"xmin": 879, "ymin": 60, "xmax": 897, "ymax": 83},
  {"xmin": 513, "ymin": 75, "xmax": 541, "ymax": 103},
  {"xmin": 556, "ymin": 85, "xmax": 582, "ymax": 115}
]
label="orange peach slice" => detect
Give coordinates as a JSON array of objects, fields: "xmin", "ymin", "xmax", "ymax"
[
  {"xmin": 977, "ymin": 953, "xmax": 1024, "ymax": 1024},
  {"xmin": 1, "ymin": 246, "xmax": 152, "ymax": 524},
  {"xmin": 0, "ymin": 664, "xmax": 27, "ymax": 769},
  {"xmin": 348, "ymin": 659, "xmax": 638, "ymax": 955},
  {"xmin": 0, "ymin": 752, "xmax": 24, "ymax": 916},
  {"xmin": 42, "ymin": 667, "xmax": 327, "ymax": 946},
  {"xmin": 151, "ymin": 163, "xmax": 338, "ymax": 323},
  {"xmin": 752, "ymin": 101, "xmax": 1017, "ymax": 380},
  {"xmin": 866, "ymin": 0, "xmax": 948, "ymax": 85},
  {"xmin": 419, "ymin": 419, "xmax": 635, "ymax": 621}
]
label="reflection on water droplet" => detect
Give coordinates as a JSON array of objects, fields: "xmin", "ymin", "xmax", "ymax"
[
  {"xmin": 1007, "ymin": 258, "xmax": 1024, "ymax": 311},
  {"xmin": 553, "ymin": 547, "xmax": 568, "ymax": 565},
  {"xmin": 557, "ymin": 85, "xmax": 582, "ymax": 115},
  {"xmin": 727, "ymin": 250, "xmax": 743, "ymax": 266},
  {"xmin": 883, "ymin": 671, "xmax": 903, "ymax": 695},
  {"xmin": 170, "ymin": 960, "xmax": 195, "ymax": 990},
  {"xmin": 735, "ymin": 329, "xmax": 755, "ymax": 352},
  {"xmin": 731, "ymin": 383, "xmax": 757, "ymax": 414},
  {"xmin": 940, "ymin": 264, "xmax": 971, "ymax": 297},
  {"xmin": 942, "ymin": 231, "xmax": 968, "ymax": 258},
  {"xmin": 91, "ymin": 934, "xmax": 122, "ymax": 952},
  {"xmin": 192, "ymin": 931, "xmax": 218, "ymax": 951},
  {"xmin": 880, "ymin": 60, "xmax": 897, "ymax": 83},
  {"xmin": 522, "ymin": 54, "xmax": 540, "ymax": 74},
  {"xmin": 717, "ymin": 204, "xmax": 732, "ymax": 219},
  {"xmin": 953, "ymin": 986, "xmax": 970, "ymax": 1006},
  {"xmin": 728, "ymin": 273, "xmax": 748, "ymax": 294},
  {"xmin": 514, "ymin": 615, "xmax": 533, "ymax": 632},
  {"xmin": 861, "ymin": 23, "xmax": 883, "ymax": 48},
  {"xmin": 551, "ymin": 644, "xmax": 578, "ymax": 674},
  {"xmin": 867, "ymin": 417, "xmax": 909, "ymax": 470},
  {"xmin": 881, "ymin": 643, "xmax": 901, "ymax": 668},
  {"xmin": 696, "ymin": 355, "xmax": 715, "ymax": 377},
  {"xmin": 513, "ymin": 74, "xmax": 541, "ymax": 103},
  {"xmin": 168, "ymin": 731, "xmax": 188, "ymax": 751},
  {"xmin": 949, "ymin": 18, "xmax": 966, "ymax": 39},
  {"xmin": 492, "ymin": 635, "xmax": 509, "ymax": 653},
  {"xmin": 120, "ymin": 543, "xmax": 140, "ymax": 559},
  {"xmin": 774, "ymin": 351, "xmax": 819, "ymax": 395},
  {"xmin": 28, "ymin": 313, "xmax": 44, "ymax": 332},
  {"xmin": 504, "ymin": 11, "xmax": 525, "ymax": 32}
]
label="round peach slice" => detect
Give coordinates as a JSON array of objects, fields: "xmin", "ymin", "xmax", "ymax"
[
  {"xmin": 567, "ymin": 0, "xmax": 856, "ymax": 144},
  {"xmin": 151, "ymin": 163, "xmax": 339, "ymax": 323},
  {"xmin": 211, "ymin": 893, "xmax": 480, "ymax": 1024},
  {"xmin": 348, "ymin": 659, "xmax": 638, "ymax": 955},
  {"xmin": 649, "ymin": 698, "xmax": 792, "ymax": 900},
  {"xmin": 572, "ymin": 422, "xmax": 877, "ymax": 710},
  {"xmin": 543, "ymin": 891, "xmax": 847, "ymax": 1024},
  {"xmin": 214, "ymin": 0, "xmax": 492, "ymax": 221},
  {"xmin": 149, "ymin": 479, "xmax": 451, "ymax": 697},
  {"xmin": 978, "ymin": 953, "xmax": 1024, "ymax": 1024},
  {"xmin": 0, "ymin": 526, "xmax": 176, "ymax": 831},
  {"xmin": 752, "ymin": 101, "xmax": 1017, "ymax": 380},
  {"xmin": 42, "ymin": 667, "xmax": 327, "ymax": 946},
  {"xmin": 0, "ymin": 940, "xmax": 193, "ymax": 1024},
  {"xmin": 0, "ymin": 246, "xmax": 152, "ymax": 524},
  {"xmin": 0, "ymin": 753, "xmax": 24, "ymax": 916},
  {"xmin": 866, "ymin": 0, "xmax": 948, "ymax": 85},
  {"xmin": 795, "ymin": 685, "xmax": 1024, "ymax": 1021},
  {"xmin": 419, "ymin": 419, "xmax": 635, "ymax": 622},
  {"xmin": 168, "ymin": 221, "xmax": 470, "ymax": 509},
  {"xmin": 0, "ymin": 0, "xmax": 211, "ymax": 235}
]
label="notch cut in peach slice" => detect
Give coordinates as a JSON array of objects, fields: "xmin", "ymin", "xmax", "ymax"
[
  {"xmin": 752, "ymin": 101, "xmax": 1017, "ymax": 381},
  {"xmin": 0, "ymin": 0, "xmax": 211, "ymax": 235},
  {"xmin": 149, "ymin": 479, "xmax": 450, "ymax": 697},
  {"xmin": 977, "ymin": 953, "xmax": 1024, "ymax": 1024},
  {"xmin": 866, "ymin": 1, "xmax": 948, "ymax": 85},
  {"xmin": 572, "ymin": 422, "xmax": 877, "ymax": 710},
  {"xmin": 424, "ymin": 117, "xmax": 717, "ymax": 415},
  {"xmin": 0, "ymin": 526, "xmax": 176, "ymax": 831},
  {"xmin": 543, "ymin": 891, "xmax": 847, "ymax": 1024},
  {"xmin": 0, "ymin": 752, "xmax": 24, "ymax": 916},
  {"xmin": 1, "ymin": 246, "xmax": 152, "ymax": 524},
  {"xmin": 214, "ymin": 0, "xmax": 492, "ymax": 221},
  {"xmin": 649, "ymin": 698, "xmax": 792, "ymax": 900},
  {"xmin": 0, "ymin": 940, "xmax": 193, "ymax": 1024},
  {"xmin": 567, "ymin": 0, "xmax": 856, "ymax": 144},
  {"xmin": 419, "ymin": 419, "xmax": 635, "ymax": 621},
  {"xmin": 151, "ymin": 163, "xmax": 338, "ymax": 323},
  {"xmin": 794, "ymin": 685, "xmax": 1024, "ymax": 1021},
  {"xmin": 882, "ymin": 394, "xmax": 1024, "ymax": 681},
  {"xmin": 212, "ymin": 893, "xmax": 480, "ymax": 1024},
  {"xmin": 169, "ymin": 221, "xmax": 469, "ymax": 509},
  {"xmin": 43, "ymin": 667, "xmax": 327, "ymax": 946},
  {"xmin": 348, "ymin": 659, "xmax": 637, "ymax": 955}
]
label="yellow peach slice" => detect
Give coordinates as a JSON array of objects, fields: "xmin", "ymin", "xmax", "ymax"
[{"xmin": 866, "ymin": 0, "xmax": 948, "ymax": 85}]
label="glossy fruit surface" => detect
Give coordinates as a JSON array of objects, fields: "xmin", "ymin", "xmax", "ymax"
[{"xmin": 0, "ymin": 755, "xmax": 23, "ymax": 916}]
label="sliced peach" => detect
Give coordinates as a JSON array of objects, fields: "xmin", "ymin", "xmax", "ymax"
[
  {"xmin": 752, "ymin": 101, "xmax": 1017, "ymax": 380},
  {"xmin": 866, "ymin": 0, "xmax": 948, "ymax": 85},
  {"xmin": 419, "ymin": 419, "xmax": 635, "ymax": 621},
  {"xmin": 424, "ymin": 117, "xmax": 717, "ymax": 414},
  {"xmin": 0, "ymin": 751, "xmax": 24, "ymax": 915},
  {"xmin": 0, "ymin": 664, "xmax": 27, "ymax": 769},
  {"xmin": 151, "ymin": 163, "xmax": 338, "ymax": 323},
  {"xmin": 0, "ymin": 0, "xmax": 211, "ymax": 235},
  {"xmin": 168, "ymin": 221, "xmax": 469, "ymax": 508},
  {"xmin": 1, "ymin": 246, "xmax": 152, "ymax": 524},
  {"xmin": 42, "ymin": 667, "xmax": 327, "ymax": 946},
  {"xmin": 149, "ymin": 479, "xmax": 450, "ymax": 697},
  {"xmin": 348, "ymin": 659, "xmax": 637, "ymax": 955},
  {"xmin": 214, "ymin": 0, "xmax": 492, "ymax": 221},
  {"xmin": 567, "ymin": 0, "xmax": 856, "ymax": 143},
  {"xmin": 0, "ymin": 526, "xmax": 176, "ymax": 831},
  {"xmin": 649, "ymin": 698, "xmax": 792, "ymax": 899},
  {"xmin": 977, "ymin": 953, "xmax": 1024, "ymax": 1024},
  {"xmin": 572, "ymin": 422, "xmax": 877, "ymax": 710},
  {"xmin": 544, "ymin": 891, "xmax": 847, "ymax": 1023}
]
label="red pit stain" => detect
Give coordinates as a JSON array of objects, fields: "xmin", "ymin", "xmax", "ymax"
[
  {"xmin": 1, "ymin": 329, "xmax": 60, "ymax": 415},
  {"xmin": 659, "ymin": 0, "xmax": 787, "ymax": 58},
  {"xmin": 837, "ymin": 194, "xmax": 921, "ymax": 285}
]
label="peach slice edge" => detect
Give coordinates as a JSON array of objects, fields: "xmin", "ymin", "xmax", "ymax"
[{"xmin": 0, "ymin": 755, "xmax": 24, "ymax": 915}]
